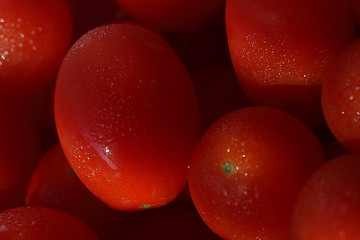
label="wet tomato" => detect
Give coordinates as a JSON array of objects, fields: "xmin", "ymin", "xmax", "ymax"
[
  {"xmin": 55, "ymin": 23, "xmax": 200, "ymax": 211},
  {"xmin": 0, "ymin": 206, "xmax": 98, "ymax": 239},
  {"xmin": 291, "ymin": 153, "xmax": 360, "ymax": 239},
  {"xmin": 188, "ymin": 106, "xmax": 326, "ymax": 239},
  {"xmin": 0, "ymin": 0, "xmax": 72, "ymax": 99}
]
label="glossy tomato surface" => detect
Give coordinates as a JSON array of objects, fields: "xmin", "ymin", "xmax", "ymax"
[
  {"xmin": 0, "ymin": 0, "xmax": 72, "ymax": 99},
  {"xmin": 55, "ymin": 23, "xmax": 200, "ymax": 211},
  {"xmin": 115, "ymin": 0, "xmax": 225, "ymax": 33},
  {"xmin": 0, "ymin": 206, "xmax": 98, "ymax": 240},
  {"xmin": 226, "ymin": 0, "xmax": 356, "ymax": 127},
  {"xmin": 26, "ymin": 143, "xmax": 139, "ymax": 239},
  {"xmin": 188, "ymin": 106, "xmax": 326, "ymax": 239},
  {"xmin": 291, "ymin": 154, "xmax": 360, "ymax": 239},
  {"xmin": 322, "ymin": 38, "xmax": 360, "ymax": 153}
]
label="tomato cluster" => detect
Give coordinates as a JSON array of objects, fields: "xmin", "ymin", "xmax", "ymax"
[{"xmin": 1, "ymin": 0, "xmax": 360, "ymax": 239}]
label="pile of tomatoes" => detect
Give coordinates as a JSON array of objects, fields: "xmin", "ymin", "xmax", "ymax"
[{"xmin": 1, "ymin": 0, "xmax": 360, "ymax": 239}]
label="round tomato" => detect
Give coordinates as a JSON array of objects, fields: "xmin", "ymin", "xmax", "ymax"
[
  {"xmin": 0, "ymin": 206, "xmax": 98, "ymax": 239},
  {"xmin": 291, "ymin": 154, "xmax": 360, "ymax": 239},
  {"xmin": 188, "ymin": 106, "xmax": 326, "ymax": 239},
  {"xmin": 322, "ymin": 38, "xmax": 360, "ymax": 153},
  {"xmin": 55, "ymin": 23, "xmax": 200, "ymax": 211}
]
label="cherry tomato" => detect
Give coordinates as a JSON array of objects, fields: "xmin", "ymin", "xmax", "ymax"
[
  {"xmin": 322, "ymin": 38, "xmax": 360, "ymax": 153},
  {"xmin": 55, "ymin": 23, "xmax": 200, "ymax": 211},
  {"xmin": 26, "ymin": 143, "xmax": 139, "ymax": 239},
  {"xmin": 226, "ymin": 0, "xmax": 356, "ymax": 127},
  {"xmin": 0, "ymin": 206, "xmax": 98, "ymax": 239},
  {"xmin": 114, "ymin": 0, "xmax": 225, "ymax": 33},
  {"xmin": 188, "ymin": 106, "xmax": 326, "ymax": 239},
  {"xmin": 0, "ymin": 0, "xmax": 72, "ymax": 99},
  {"xmin": 291, "ymin": 154, "xmax": 360, "ymax": 239},
  {"xmin": 0, "ymin": 104, "xmax": 42, "ymax": 211}
]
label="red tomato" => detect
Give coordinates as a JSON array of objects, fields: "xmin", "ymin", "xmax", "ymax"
[
  {"xmin": 115, "ymin": 0, "xmax": 225, "ymax": 33},
  {"xmin": 0, "ymin": 104, "xmax": 42, "ymax": 211},
  {"xmin": 291, "ymin": 154, "xmax": 360, "ymax": 239},
  {"xmin": 0, "ymin": 206, "xmax": 98, "ymax": 239},
  {"xmin": 0, "ymin": 0, "xmax": 72, "ymax": 99},
  {"xmin": 26, "ymin": 143, "xmax": 139, "ymax": 239},
  {"xmin": 226, "ymin": 0, "xmax": 356, "ymax": 127},
  {"xmin": 188, "ymin": 106, "xmax": 326, "ymax": 239},
  {"xmin": 55, "ymin": 23, "xmax": 200, "ymax": 211},
  {"xmin": 322, "ymin": 38, "xmax": 360, "ymax": 153}
]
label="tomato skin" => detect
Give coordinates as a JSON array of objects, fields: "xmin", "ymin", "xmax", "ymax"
[
  {"xmin": 291, "ymin": 154, "xmax": 360, "ymax": 240},
  {"xmin": 0, "ymin": 206, "xmax": 98, "ymax": 240},
  {"xmin": 115, "ymin": 0, "xmax": 225, "ymax": 33},
  {"xmin": 0, "ymin": 0, "xmax": 72, "ymax": 99},
  {"xmin": 226, "ymin": 0, "xmax": 356, "ymax": 127},
  {"xmin": 0, "ymin": 104, "xmax": 42, "ymax": 211},
  {"xmin": 322, "ymin": 38, "xmax": 360, "ymax": 153},
  {"xmin": 26, "ymin": 143, "xmax": 139, "ymax": 239},
  {"xmin": 55, "ymin": 23, "xmax": 200, "ymax": 211},
  {"xmin": 188, "ymin": 106, "xmax": 326, "ymax": 239}
]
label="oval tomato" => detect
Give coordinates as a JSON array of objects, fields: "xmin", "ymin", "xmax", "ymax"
[
  {"xmin": 188, "ymin": 106, "xmax": 326, "ymax": 239},
  {"xmin": 55, "ymin": 23, "xmax": 200, "ymax": 211},
  {"xmin": 226, "ymin": 0, "xmax": 356, "ymax": 127}
]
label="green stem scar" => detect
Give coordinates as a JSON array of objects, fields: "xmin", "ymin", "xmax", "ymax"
[
  {"xmin": 222, "ymin": 161, "xmax": 236, "ymax": 176},
  {"xmin": 139, "ymin": 204, "xmax": 152, "ymax": 209}
]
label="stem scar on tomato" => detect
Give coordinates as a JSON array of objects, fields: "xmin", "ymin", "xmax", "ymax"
[
  {"xmin": 139, "ymin": 204, "xmax": 152, "ymax": 209},
  {"xmin": 222, "ymin": 161, "xmax": 236, "ymax": 176}
]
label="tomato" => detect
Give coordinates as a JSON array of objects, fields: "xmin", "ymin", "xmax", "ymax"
[
  {"xmin": 0, "ymin": 104, "xmax": 42, "ymax": 211},
  {"xmin": 0, "ymin": 0, "xmax": 72, "ymax": 99},
  {"xmin": 226, "ymin": 0, "xmax": 356, "ymax": 127},
  {"xmin": 322, "ymin": 38, "xmax": 360, "ymax": 153},
  {"xmin": 55, "ymin": 23, "xmax": 200, "ymax": 211},
  {"xmin": 114, "ymin": 0, "xmax": 225, "ymax": 33},
  {"xmin": 0, "ymin": 206, "xmax": 98, "ymax": 239},
  {"xmin": 188, "ymin": 106, "xmax": 326, "ymax": 239},
  {"xmin": 119, "ymin": 206, "xmax": 221, "ymax": 240},
  {"xmin": 291, "ymin": 153, "xmax": 360, "ymax": 239},
  {"xmin": 26, "ymin": 143, "xmax": 139, "ymax": 239}
]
